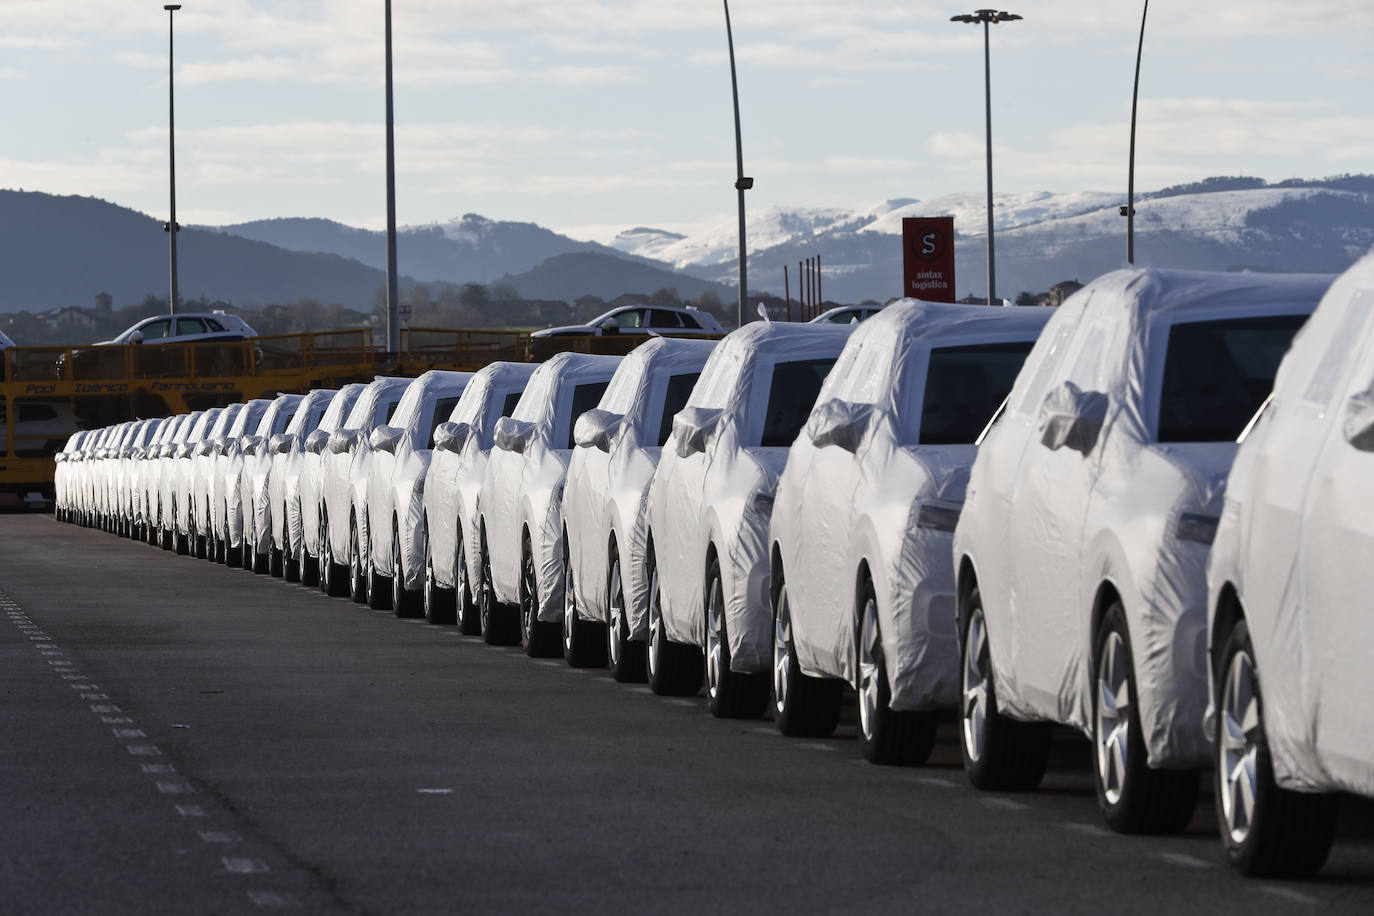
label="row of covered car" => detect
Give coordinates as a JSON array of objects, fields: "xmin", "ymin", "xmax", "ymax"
[{"xmin": 53, "ymin": 258, "xmax": 1374, "ymax": 878}]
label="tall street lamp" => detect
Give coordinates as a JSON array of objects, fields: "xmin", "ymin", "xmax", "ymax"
[
  {"xmin": 383, "ymin": 0, "xmax": 400, "ymax": 355},
  {"xmin": 1123, "ymin": 0, "xmax": 1149, "ymax": 264},
  {"xmin": 951, "ymin": 9, "xmax": 1020, "ymax": 305},
  {"xmin": 723, "ymin": 0, "xmax": 753, "ymax": 327},
  {"xmin": 164, "ymin": 4, "xmax": 182, "ymax": 316}
]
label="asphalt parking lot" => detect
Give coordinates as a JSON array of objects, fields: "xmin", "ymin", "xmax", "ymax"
[{"xmin": 2, "ymin": 512, "xmax": 1372, "ymax": 915}]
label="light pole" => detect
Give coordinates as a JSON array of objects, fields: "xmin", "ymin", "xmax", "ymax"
[
  {"xmin": 383, "ymin": 0, "xmax": 400, "ymax": 355},
  {"xmin": 951, "ymin": 9, "xmax": 1020, "ymax": 305},
  {"xmin": 164, "ymin": 4, "xmax": 182, "ymax": 316},
  {"xmin": 1123, "ymin": 0, "xmax": 1149, "ymax": 264},
  {"xmin": 723, "ymin": 0, "xmax": 753, "ymax": 327}
]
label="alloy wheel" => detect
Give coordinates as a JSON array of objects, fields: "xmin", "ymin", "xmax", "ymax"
[
  {"xmin": 1095, "ymin": 629, "xmax": 1132, "ymax": 807},
  {"xmin": 962, "ymin": 608, "xmax": 990, "ymax": 764},
  {"xmin": 1219, "ymin": 645, "xmax": 1261, "ymax": 845}
]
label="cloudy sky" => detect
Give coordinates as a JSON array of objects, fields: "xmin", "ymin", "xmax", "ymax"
[{"xmin": 2, "ymin": 1, "xmax": 1371, "ymax": 242}]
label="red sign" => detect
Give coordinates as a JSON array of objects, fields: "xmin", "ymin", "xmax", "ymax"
[{"xmin": 902, "ymin": 217, "xmax": 956, "ymax": 303}]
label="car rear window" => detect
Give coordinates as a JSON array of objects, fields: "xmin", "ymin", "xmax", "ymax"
[
  {"xmin": 656, "ymin": 372, "xmax": 701, "ymax": 446},
  {"xmin": 1156, "ymin": 313, "xmax": 1309, "ymax": 442},
  {"xmin": 918, "ymin": 341, "xmax": 1037, "ymax": 445},
  {"xmin": 760, "ymin": 358, "xmax": 837, "ymax": 447}
]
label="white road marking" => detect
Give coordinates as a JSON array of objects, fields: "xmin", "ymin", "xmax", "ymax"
[
  {"xmin": 913, "ymin": 776, "xmax": 958, "ymax": 788},
  {"xmin": 142, "ymin": 764, "xmax": 177, "ymax": 775},
  {"xmin": 61, "ymin": 674, "xmax": 88, "ymax": 681},
  {"xmin": 175, "ymin": 804, "xmax": 207, "ymax": 817},
  {"xmin": 222, "ymin": 857, "xmax": 271, "ymax": 874},
  {"xmin": 127, "ymin": 745, "xmax": 162, "ymax": 756},
  {"xmin": 417, "ymin": 788, "xmax": 454, "ymax": 795},
  {"xmin": 102, "ymin": 717, "xmax": 134, "ymax": 724},
  {"xmin": 1157, "ymin": 852, "xmax": 1214, "ymax": 870},
  {"xmin": 81, "ymin": 693, "xmax": 109, "ymax": 700},
  {"xmin": 1060, "ymin": 822, "xmax": 1113, "ymax": 838},
  {"xmin": 980, "ymin": 797, "xmax": 1031, "ymax": 811},
  {"xmin": 199, "ymin": 831, "xmax": 242, "ymax": 844},
  {"xmin": 69, "ymin": 683, "xmax": 99, "ymax": 691},
  {"xmin": 533, "ymin": 660, "xmax": 561, "ymax": 667},
  {"xmin": 1257, "ymin": 886, "xmax": 1319, "ymax": 906},
  {"xmin": 157, "ymin": 781, "xmax": 194, "ymax": 795},
  {"xmin": 796, "ymin": 742, "xmax": 839, "ymax": 752},
  {"xmin": 113, "ymin": 728, "xmax": 146, "ymax": 739},
  {"xmin": 247, "ymin": 890, "xmax": 297, "ymax": 907}
]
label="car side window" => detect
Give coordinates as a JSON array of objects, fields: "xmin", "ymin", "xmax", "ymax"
[
  {"xmin": 614, "ymin": 310, "xmax": 646, "ymax": 329},
  {"xmin": 427, "ymin": 396, "xmax": 461, "ymax": 448},
  {"xmin": 204, "ymin": 318, "xmax": 226, "ymax": 332},
  {"xmin": 140, "ymin": 319, "xmax": 172, "ymax": 340},
  {"xmin": 678, "ymin": 312, "xmax": 703, "ymax": 330},
  {"xmin": 176, "ymin": 318, "xmax": 208, "ymax": 336},
  {"xmin": 650, "ymin": 310, "xmax": 684, "ymax": 329},
  {"xmin": 657, "ymin": 372, "xmax": 701, "ymax": 446},
  {"xmin": 567, "ymin": 382, "xmax": 610, "ymax": 449}
]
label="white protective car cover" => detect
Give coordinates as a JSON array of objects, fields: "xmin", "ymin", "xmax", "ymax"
[
  {"xmin": 192, "ymin": 405, "xmax": 241, "ymax": 537},
  {"xmin": 175, "ymin": 408, "xmax": 224, "ymax": 537},
  {"xmin": 158, "ymin": 410, "xmax": 205, "ymax": 534},
  {"xmin": 142, "ymin": 415, "xmax": 187, "ymax": 531},
  {"xmin": 423, "ymin": 363, "xmax": 538, "ymax": 598},
  {"xmin": 1206, "ymin": 252, "xmax": 1374, "ymax": 797},
  {"xmin": 771, "ymin": 301, "xmax": 1052, "ymax": 710},
  {"xmin": 479, "ymin": 353, "xmax": 623, "ymax": 621},
  {"xmin": 952, "ymin": 268, "xmax": 1330, "ymax": 767},
  {"xmin": 269, "ymin": 388, "xmax": 337, "ymax": 560},
  {"xmin": 213, "ymin": 399, "xmax": 272, "ymax": 548},
  {"xmin": 365, "ymin": 370, "xmax": 473, "ymax": 591},
  {"xmin": 54, "ymin": 431, "xmax": 85, "ymax": 515},
  {"xmin": 648, "ymin": 321, "xmax": 854, "ymax": 672},
  {"xmin": 564, "ymin": 337, "xmax": 717, "ymax": 638},
  {"xmin": 245, "ymin": 394, "xmax": 303, "ymax": 559},
  {"xmin": 118, "ymin": 419, "xmax": 160, "ymax": 526},
  {"xmin": 298, "ymin": 383, "xmax": 365, "ymax": 565},
  {"xmin": 321, "ymin": 377, "xmax": 410, "ymax": 576}
]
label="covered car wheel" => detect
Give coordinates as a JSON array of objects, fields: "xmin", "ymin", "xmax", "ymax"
[
  {"xmin": 563, "ymin": 540, "xmax": 607, "ymax": 668},
  {"xmin": 455, "ymin": 529, "xmax": 480, "ymax": 635},
  {"xmin": 705, "ymin": 557, "xmax": 768, "ymax": 719},
  {"xmin": 301, "ymin": 548, "xmax": 319, "ymax": 587},
  {"xmin": 479, "ymin": 532, "xmax": 519, "ymax": 645},
  {"xmin": 423, "ymin": 522, "xmax": 456, "ymax": 625},
  {"xmin": 960, "ymin": 586, "xmax": 1051, "ymax": 791},
  {"xmin": 391, "ymin": 522, "xmax": 420, "ymax": 617},
  {"xmin": 269, "ymin": 546, "xmax": 284, "ymax": 578},
  {"xmin": 521, "ymin": 541, "xmax": 562, "ymax": 658},
  {"xmin": 857, "ymin": 580, "xmax": 937, "ymax": 766},
  {"xmin": 366, "ymin": 525, "xmax": 393, "ymax": 611},
  {"xmin": 194, "ymin": 534, "xmax": 207, "ymax": 559},
  {"xmin": 1215, "ymin": 618, "xmax": 1337, "ymax": 876},
  {"xmin": 348, "ymin": 516, "xmax": 367, "ymax": 604},
  {"xmin": 646, "ymin": 550, "xmax": 703, "ymax": 697},
  {"xmin": 284, "ymin": 533, "xmax": 301, "ymax": 583},
  {"xmin": 607, "ymin": 553, "xmax": 646, "ymax": 683},
  {"xmin": 772, "ymin": 579, "xmax": 841, "ymax": 737},
  {"xmin": 1093, "ymin": 602, "xmax": 1199, "ymax": 833},
  {"xmin": 321, "ymin": 519, "xmax": 348, "ymax": 597}
]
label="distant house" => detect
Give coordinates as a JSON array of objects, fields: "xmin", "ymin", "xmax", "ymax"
[
  {"xmin": 40, "ymin": 306, "xmax": 97, "ymax": 331},
  {"xmin": 1048, "ymin": 279, "xmax": 1084, "ymax": 307}
]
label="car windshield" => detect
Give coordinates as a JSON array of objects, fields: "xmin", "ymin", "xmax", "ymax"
[
  {"xmin": 1156, "ymin": 313, "xmax": 1309, "ymax": 442},
  {"xmin": 917, "ymin": 341, "xmax": 1037, "ymax": 445},
  {"xmin": 759, "ymin": 358, "xmax": 837, "ymax": 447}
]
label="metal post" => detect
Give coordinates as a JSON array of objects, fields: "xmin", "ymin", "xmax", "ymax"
[
  {"xmin": 724, "ymin": 1, "xmax": 752, "ymax": 327},
  {"xmin": 1126, "ymin": 0, "xmax": 1149, "ymax": 264},
  {"xmin": 784, "ymin": 265, "xmax": 791, "ymax": 322},
  {"xmin": 817, "ymin": 254, "xmax": 822, "ymax": 314},
  {"xmin": 981, "ymin": 19, "xmax": 995, "ymax": 305},
  {"xmin": 384, "ymin": 0, "xmax": 400, "ymax": 355},
  {"xmin": 164, "ymin": 5, "xmax": 182, "ymax": 316}
]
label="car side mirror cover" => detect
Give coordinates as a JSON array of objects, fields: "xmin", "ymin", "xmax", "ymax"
[
  {"xmin": 673, "ymin": 407, "xmax": 722, "ymax": 459},
  {"xmin": 805, "ymin": 399, "xmax": 870, "ymax": 453},
  {"xmin": 1038, "ymin": 381, "xmax": 1108, "ymax": 454},
  {"xmin": 305, "ymin": 429, "xmax": 330, "ymax": 454},
  {"xmin": 327, "ymin": 430, "xmax": 357, "ymax": 455},
  {"xmin": 434, "ymin": 421, "xmax": 471, "ymax": 454},
  {"xmin": 573, "ymin": 409, "xmax": 623, "ymax": 452},
  {"xmin": 493, "ymin": 417, "xmax": 534, "ymax": 454},
  {"xmin": 1343, "ymin": 389, "xmax": 1374, "ymax": 452}
]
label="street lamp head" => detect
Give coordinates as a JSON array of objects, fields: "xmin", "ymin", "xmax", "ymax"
[
  {"xmin": 164, "ymin": 4, "xmax": 181, "ymax": 11},
  {"xmin": 951, "ymin": 9, "xmax": 1021, "ymax": 24}
]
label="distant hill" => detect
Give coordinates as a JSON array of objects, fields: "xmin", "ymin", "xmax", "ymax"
[
  {"xmin": 495, "ymin": 252, "xmax": 734, "ymax": 303},
  {"xmin": 0, "ymin": 191, "xmax": 390, "ymax": 311},
  {"xmin": 214, "ymin": 213, "xmax": 660, "ymax": 285}
]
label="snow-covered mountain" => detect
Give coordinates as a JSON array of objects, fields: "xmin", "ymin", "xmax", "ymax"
[{"xmin": 619, "ymin": 182, "xmax": 1374, "ymax": 302}]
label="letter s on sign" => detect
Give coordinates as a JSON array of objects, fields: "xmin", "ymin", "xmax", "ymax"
[{"xmin": 921, "ymin": 233, "xmax": 937, "ymax": 256}]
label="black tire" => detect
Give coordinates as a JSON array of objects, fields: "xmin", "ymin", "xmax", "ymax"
[
  {"xmin": 194, "ymin": 534, "xmax": 207, "ymax": 559},
  {"xmin": 705, "ymin": 557, "xmax": 768, "ymax": 719},
  {"xmin": 269, "ymin": 546, "xmax": 284, "ymax": 578},
  {"xmin": 646, "ymin": 548, "xmax": 704, "ymax": 697},
  {"xmin": 284, "ymin": 533, "xmax": 301, "ymax": 583},
  {"xmin": 321, "ymin": 519, "xmax": 348, "ymax": 598},
  {"xmin": 1214, "ymin": 618, "xmax": 1338, "ymax": 877},
  {"xmin": 392, "ymin": 523, "xmax": 421, "ymax": 618},
  {"xmin": 367, "ymin": 537, "xmax": 393, "ymax": 611},
  {"xmin": 423, "ymin": 521, "xmax": 456, "ymax": 625},
  {"xmin": 959, "ymin": 586, "xmax": 1052, "ymax": 791},
  {"xmin": 771, "ymin": 577, "xmax": 842, "ymax": 738},
  {"xmin": 563, "ymin": 538, "xmax": 608, "ymax": 668},
  {"xmin": 1093, "ymin": 602, "xmax": 1200, "ymax": 833},
  {"xmin": 607, "ymin": 551, "xmax": 647, "ymax": 683},
  {"xmin": 455, "ymin": 529, "xmax": 481, "ymax": 636},
  {"xmin": 857, "ymin": 577, "xmax": 937, "ymax": 765},
  {"xmin": 301, "ymin": 551, "xmax": 320, "ymax": 588},
  {"xmin": 479, "ymin": 531, "xmax": 519, "ymax": 646},
  {"xmin": 521, "ymin": 540, "xmax": 562, "ymax": 658}
]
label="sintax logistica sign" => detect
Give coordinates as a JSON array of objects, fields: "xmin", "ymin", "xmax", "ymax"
[{"xmin": 902, "ymin": 217, "xmax": 956, "ymax": 303}]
